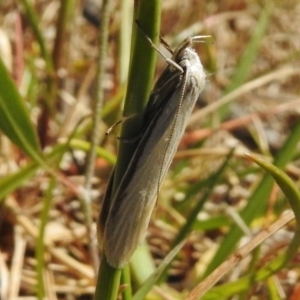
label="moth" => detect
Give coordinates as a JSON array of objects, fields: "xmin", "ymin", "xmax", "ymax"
[{"xmin": 99, "ymin": 32, "xmax": 208, "ymax": 268}]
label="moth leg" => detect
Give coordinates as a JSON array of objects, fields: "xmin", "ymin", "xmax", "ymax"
[
  {"xmin": 105, "ymin": 115, "xmax": 136, "ymax": 136},
  {"xmin": 135, "ymin": 20, "xmax": 183, "ymax": 73},
  {"xmin": 159, "ymin": 35, "xmax": 173, "ymax": 54},
  {"xmin": 105, "ymin": 120, "xmax": 123, "ymax": 135}
]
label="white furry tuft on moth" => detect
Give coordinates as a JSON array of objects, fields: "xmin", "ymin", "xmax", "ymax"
[{"xmin": 98, "ymin": 30, "xmax": 209, "ymax": 268}]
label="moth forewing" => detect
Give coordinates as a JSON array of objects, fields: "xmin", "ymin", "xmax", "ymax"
[{"xmin": 102, "ymin": 36, "xmax": 207, "ymax": 268}]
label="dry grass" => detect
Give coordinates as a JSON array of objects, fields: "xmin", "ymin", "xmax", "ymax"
[{"xmin": 1, "ymin": 0, "xmax": 300, "ymax": 299}]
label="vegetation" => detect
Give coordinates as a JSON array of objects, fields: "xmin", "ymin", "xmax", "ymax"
[{"xmin": 0, "ymin": 1, "xmax": 300, "ymax": 299}]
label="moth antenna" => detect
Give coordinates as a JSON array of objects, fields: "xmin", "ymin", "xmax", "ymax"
[
  {"xmin": 159, "ymin": 36, "xmax": 173, "ymax": 54},
  {"xmin": 191, "ymin": 35, "xmax": 212, "ymax": 44},
  {"xmin": 135, "ymin": 20, "xmax": 183, "ymax": 73}
]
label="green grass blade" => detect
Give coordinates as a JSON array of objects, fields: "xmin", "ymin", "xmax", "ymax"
[
  {"xmin": 225, "ymin": 4, "xmax": 272, "ymax": 94},
  {"xmin": 130, "ymin": 243, "xmax": 156, "ymax": 285},
  {"xmin": 204, "ymin": 117, "xmax": 300, "ymax": 276},
  {"xmin": 0, "ymin": 58, "xmax": 42, "ymax": 160},
  {"xmin": 173, "ymin": 149, "xmax": 234, "ymax": 247},
  {"xmin": 19, "ymin": 0, "xmax": 54, "ymax": 73},
  {"xmin": 94, "ymin": 259, "xmax": 122, "ymax": 300},
  {"xmin": 0, "ymin": 144, "xmax": 65, "ymax": 202},
  {"xmin": 156, "ymin": 150, "xmax": 234, "ymax": 284},
  {"xmin": 248, "ymin": 154, "xmax": 300, "ymax": 225},
  {"xmin": 36, "ymin": 177, "xmax": 56, "ymax": 300},
  {"xmin": 133, "ymin": 240, "xmax": 185, "ymax": 300},
  {"xmin": 69, "ymin": 139, "xmax": 116, "ymax": 165},
  {"xmin": 193, "ymin": 216, "xmax": 230, "ymax": 231},
  {"xmin": 247, "ymin": 154, "xmax": 300, "ymax": 268},
  {"xmin": 95, "ymin": 0, "xmax": 162, "ymax": 298},
  {"xmin": 219, "ymin": 3, "xmax": 272, "ymax": 119}
]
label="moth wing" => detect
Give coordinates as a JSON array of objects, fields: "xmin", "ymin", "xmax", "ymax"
[
  {"xmin": 103, "ymin": 150, "xmax": 167, "ymax": 267},
  {"xmin": 103, "ymin": 63, "xmax": 206, "ymax": 268},
  {"xmin": 104, "ymin": 106, "xmax": 178, "ymax": 268}
]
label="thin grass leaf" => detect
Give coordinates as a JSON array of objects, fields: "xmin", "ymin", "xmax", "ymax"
[
  {"xmin": 173, "ymin": 149, "xmax": 234, "ymax": 247},
  {"xmin": 225, "ymin": 4, "xmax": 272, "ymax": 94},
  {"xmin": 201, "ymin": 214, "xmax": 297, "ymax": 299},
  {"xmin": 197, "ymin": 156, "xmax": 300, "ymax": 299},
  {"xmin": 266, "ymin": 277, "xmax": 282, "ymax": 300},
  {"xmin": 35, "ymin": 122, "xmax": 81, "ymax": 300},
  {"xmin": 188, "ymin": 212, "xmax": 294, "ymax": 300},
  {"xmin": 0, "ymin": 144, "xmax": 65, "ymax": 202},
  {"xmin": 130, "ymin": 244, "xmax": 156, "ymax": 285},
  {"xmin": 36, "ymin": 177, "xmax": 56, "ymax": 300},
  {"xmin": 193, "ymin": 216, "xmax": 230, "ymax": 231},
  {"xmin": 0, "ymin": 58, "xmax": 43, "ymax": 162},
  {"xmin": 69, "ymin": 139, "xmax": 116, "ymax": 165},
  {"xmin": 219, "ymin": 3, "xmax": 272, "ymax": 119},
  {"xmin": 19, "ymin": 0, "xmax": 54, "ymax": 73},
  {"xmin": 156, "ymin": 150, "xmax": 234, "ymax": 285},
  {"xmin": 247, "ymin": 155, "xmax": 300, "ymax": 271},
  {"xmin": 204, "ymin": 117, "xmax": 300, "ymax": 276},
  {"xmin": 133, "ymin": 240, "xmax": 185, "ymax": 300},
  {"xmin": 95, "ymin": 1, "xmax": 162, "ymax": 298},
  {"xmin": 247, "ymin": 154, "xmax": 300, "ymax": 225},
  {"xmin": 200, "ymin": 276, "xmax": 254, "ymax": 300}
]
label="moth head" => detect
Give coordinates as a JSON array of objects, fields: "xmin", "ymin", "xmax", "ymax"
[{"xmin": 172, "ymin": 35, "xmax": 211, "ymax": 66}]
